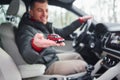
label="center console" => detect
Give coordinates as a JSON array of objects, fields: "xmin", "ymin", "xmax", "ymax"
[
  {"xmin": 102, "ymin": 31, "xmax": 120, "ymax": 57},
  {"xmin": 102, "ymin": 32, "xmax": 120, "ymax": 68},
  {"xmin": 105, "ymin": 32, "xmax": 120, "ymax": 53}
]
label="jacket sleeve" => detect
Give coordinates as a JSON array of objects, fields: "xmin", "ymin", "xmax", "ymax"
[{"xmin": 54, "ymin": 19, "xmax": 82, "ymax": 38}]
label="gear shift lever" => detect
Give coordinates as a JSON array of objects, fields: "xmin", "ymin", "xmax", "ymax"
[
  {"xmin": 82, "ymin": 65, "xmax": 94, "ymax": 80},
  {"xmin": 66, "ymin": 65, "xmax": 94, "ymax": 80},
  {"xmin": 87, "ymin": 65, "xmax": 94, "ymax": 75}
]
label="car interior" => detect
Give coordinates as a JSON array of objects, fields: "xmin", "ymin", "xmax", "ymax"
[{"xmin": 0, "ymin": 0, "xmax": 120, "ymax": 80}]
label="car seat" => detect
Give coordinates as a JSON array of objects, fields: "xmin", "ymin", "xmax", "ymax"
[
  {"xmin": 0, "ymin": 0, "xmax": 46, "ymax": 79},
  {"xmin": 0, "ymin": 23, "xmax": 46, "ymax": 79},
  {"xmin": 0, "ymin": 47, "xmax": 21, "ymax": 80}
]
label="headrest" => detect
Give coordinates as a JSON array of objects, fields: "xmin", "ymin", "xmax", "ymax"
[{"xmin": 6, "ymin": 0, "xmax": 26, "ymax": 17}]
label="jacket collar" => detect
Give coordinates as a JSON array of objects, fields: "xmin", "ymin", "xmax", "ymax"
[{"xmin": 21, "ymin": 14, "xmax": 53, "ymax": 34}]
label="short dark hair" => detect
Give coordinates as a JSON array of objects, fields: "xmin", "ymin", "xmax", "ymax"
[{"xmin": 30, "ymin": 0, "xmax": 48, "ymax": 9}]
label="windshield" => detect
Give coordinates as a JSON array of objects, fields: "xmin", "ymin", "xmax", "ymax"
[{"xmin": 73, "ymin": 0, "xmax": 120, "ymax": 23}]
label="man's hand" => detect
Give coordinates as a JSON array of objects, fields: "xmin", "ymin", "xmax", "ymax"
[
  {"xmin": 79, "ymin": 16, "xmax": 92, "ymax": 23},
  {"xmin": 32, "ymin": 33, "xmax": 65, "ymax": 48}
]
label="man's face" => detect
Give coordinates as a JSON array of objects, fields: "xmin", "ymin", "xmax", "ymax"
[{"xmin": 30, "ymin": 2, "xmax": 48, "ymax": 24}]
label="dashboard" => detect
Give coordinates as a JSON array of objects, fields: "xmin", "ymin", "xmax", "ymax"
[
  {"xmin": 95, "ymin": 23, "xmax": 120, "ymax": 67},
  {"xmin": 73, "ymin": 22, "xmax": 120, "ymax": 66},
  {"xmin": 95, "ymin": 23, "xmax": 120, "ymax": 57}
]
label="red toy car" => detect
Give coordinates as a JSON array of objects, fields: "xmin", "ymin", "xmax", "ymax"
[{"xmin": 47, "ymin": 34, "xmax": 65, "ymax": 43}]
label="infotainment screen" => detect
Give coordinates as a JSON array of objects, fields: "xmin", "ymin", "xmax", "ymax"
[{"xmin": 106, "ymin": 33, "xmax": 120, "ymax": 51}]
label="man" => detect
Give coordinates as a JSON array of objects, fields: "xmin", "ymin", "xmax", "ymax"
[{"xmin": 16, "ymin": 0, "xmax": 92, "ymax": 75}]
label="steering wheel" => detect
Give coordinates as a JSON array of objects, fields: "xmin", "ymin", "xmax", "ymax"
[
  {"xmin": 72, "ymin": 19, "xmax": 95, "ymax": 52},
  {"xmin": 71, "ymin": 19, "xmax": 103, "ymax": 64}
]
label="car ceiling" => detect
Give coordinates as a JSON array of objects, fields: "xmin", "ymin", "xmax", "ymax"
[
  {"xmin": 0, "ymin": 0, "xmax": 76, "ymax": 15},
  {"xmin": 0, "ymin": 0, "xmax": 75, "ymax": 5}
]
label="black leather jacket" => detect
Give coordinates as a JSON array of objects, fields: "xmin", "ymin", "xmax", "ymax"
[{"xmin": 15, "ymin": 13, "xmax": 82, "ymax": 67}]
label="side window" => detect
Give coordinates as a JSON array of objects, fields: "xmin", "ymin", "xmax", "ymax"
[
  {"xmin": 0, "ymin": 5, "xmax": 20, "ymax": 26},
  {"xmin": 48, "ymin": 5, "xmax": 78, "ymax": 28},
  {"xmin": 0, "ymin": 5, "xmax": 9, "ymax": 24}
]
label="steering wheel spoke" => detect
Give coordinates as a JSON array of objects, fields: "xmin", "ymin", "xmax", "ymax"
[{"xmin": 72, "ymin": 19, "xmax": 93, "ymax": 51}]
